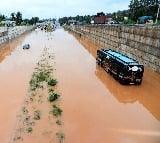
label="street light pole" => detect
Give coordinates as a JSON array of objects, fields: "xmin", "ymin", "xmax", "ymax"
[{"xmin": 155, "ymin": 2, "xmax": 160, "ymax": 24}]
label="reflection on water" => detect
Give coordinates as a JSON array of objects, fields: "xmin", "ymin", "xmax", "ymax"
[
  {"xmin": 95, "ymin": 66, "xmax": 160, "ymax": 121},
  {"xmin": 76, "ymin": 34, "xmax": 160, "ymax": 121},
  {"xmin": 0, "ymin": 45, "xmax": 12, "ymax": 62},
  {"xmin": 54, "ymin": 30, "xmax": 160, "ymax": 143}
]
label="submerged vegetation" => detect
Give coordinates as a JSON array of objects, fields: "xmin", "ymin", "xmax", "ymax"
[
  {"xmin": 51, "ymin": 105, "xmax": 63, "ymax": 117},
  {"xmin": 27, "ymin": 127, "xmax": 33, "ymax": 133},
  {"xmin": 48, "ymin": 88, "xmax": 60, "ymax": 102},
  {"xmin": 48, "ymin": 78, "xmax": 57, "ymax": 86},
  {"xmin": 34, "ymin": 110, "xmax": 41, "ymax": 120},
  {"xmin": 49, "ymin": 92, "xmax": 60, "ymax": 102},
  {"xmin": 28, "ymin": 47, "xmax": 64, "ymax": 142},
  {"xmin": 56, "ymin": 131, "xmax": 65, "ymax": 143},
  {"xmin": 12, "ymin": 46, "xmax": 65, "ymax": 143}
]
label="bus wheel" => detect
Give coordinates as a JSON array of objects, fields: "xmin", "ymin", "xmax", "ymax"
[
  {"xmin": 136, "ymin": 80, "xmax": 142, "ymax": 85},
  {"xmin": 119, "ymin": 79, "xmax": 126, "ymax": 85}
]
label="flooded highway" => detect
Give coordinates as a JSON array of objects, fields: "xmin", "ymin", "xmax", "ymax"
[{"xmin": 0, "ymin": 28, "xmax": 160, "ymax": 143}]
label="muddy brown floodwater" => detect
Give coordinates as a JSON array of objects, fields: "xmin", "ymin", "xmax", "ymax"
[{"xmin": 0, "ymin": 28, "xmax": 160, "ymax": 143}]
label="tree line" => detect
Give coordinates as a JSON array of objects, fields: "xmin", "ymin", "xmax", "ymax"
[
  {"xmin": 0, "ymin": 0, "xmax": 160, "ymax": 26},
  {"xmin": 129, "ymin": 0, "xmax": 159, "ymax": 21},
  {"xmin": 0, "ymin": 11, "xmax": 40, "ymax": 26},
  {"xmin": 59, "ymin": 0, "xmax": 160, "ymax": 25}
]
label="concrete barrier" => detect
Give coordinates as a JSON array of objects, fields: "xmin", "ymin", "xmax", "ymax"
[
  {"xmin": 0, "ymin": 26, "xmax": 36, "ymax": 46},
  {"xmin": 65, "ymin": 25, "xmax": 160, "ymax": 73}
]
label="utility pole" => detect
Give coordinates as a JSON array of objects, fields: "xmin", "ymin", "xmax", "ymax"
[{"xmin": 155, "ymin": 1, "xmax": 160, "ymax": 24}]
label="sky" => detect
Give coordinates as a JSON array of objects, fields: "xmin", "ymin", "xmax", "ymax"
[{"xmin": 0, "ymin": 0, "xmax": 131, "ymax": 19}]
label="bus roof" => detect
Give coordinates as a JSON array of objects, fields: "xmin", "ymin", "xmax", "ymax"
[{"xmin": 106, "ymin": 49, "xmax": 136, "ymax": 63}]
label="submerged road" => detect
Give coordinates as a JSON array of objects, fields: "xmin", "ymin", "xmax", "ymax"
[{"xmin": 0, "ymin": 28, "xmax": 160, "ymax": 143}]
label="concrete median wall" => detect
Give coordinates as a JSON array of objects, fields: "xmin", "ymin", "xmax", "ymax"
[
  {"xmin": 0, "ymin": 26, "xmax": 35, "ymax": 46},
  {"xmin": 66, "ymin": 25, "xmax": 160, "ymax": 73}
]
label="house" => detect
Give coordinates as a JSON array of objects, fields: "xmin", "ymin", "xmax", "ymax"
[
  {"xmin": 68, "ymin": 19, "xmax": 76, "ymax": 25},
  {"xmin": 94, "ymin": 12, "xmax": 112, "ymax": 24}
]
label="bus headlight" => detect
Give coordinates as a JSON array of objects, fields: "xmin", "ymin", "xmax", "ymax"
[{"xmin": 131, "ymin": 66, "xmax": 139, "ymax": 71}]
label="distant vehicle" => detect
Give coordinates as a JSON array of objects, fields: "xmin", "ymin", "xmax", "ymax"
[
  {"xmin": 107, "ymin": 20, "xmax": 119, "ymax": 24},
  {"xmin": 23, "ymin": 44, "xmax": 30, "ymax": 49},
  {"xmin": 96, "ymin": 49, "xmax": 144, "ymax": 85},
  {"xmin": 138, "ymin": 16, "xmax": 153, "ymax": 24}
]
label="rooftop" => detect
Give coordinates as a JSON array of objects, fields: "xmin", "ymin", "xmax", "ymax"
[{"xmin": 106, "ymin": 49, "xmax": 136, "ymax": 63}]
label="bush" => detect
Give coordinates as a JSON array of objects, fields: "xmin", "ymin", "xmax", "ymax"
[
  {"xmin": 27, "ymin": 127, "xmax": 33, "ymax": 133},
  {"xmin": 48, "ymin": 78, "xmax": 57, "ymax": 86},
  {"xmin": 49, "ymin": 93, "xmax": 60, "ymax": 102},
  {"xmin": 56, "ymin": 132, "xmax": 65, "ymax": 142},
  {"xmin": 52, "ymin": 105, "xmax": 63, "ymax": 117},
  {"xmin": 56, "ymin": 120, "xmax": 62, "ymax": 125},
  {"xmin": 37, "ymin": 71, "xmax": 49, "ymax": 82},
  {"xmin": 156, "ymin": 20, "xmax": 160, "ymax": 24},
  {"xmin": 123, "ymin": 19, "xmax": 136, "ymax": 24}
]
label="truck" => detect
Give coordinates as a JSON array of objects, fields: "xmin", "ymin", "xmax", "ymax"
[{"xmin": 96, "ymin": 49, "xmax": 144, "ymax": 85}]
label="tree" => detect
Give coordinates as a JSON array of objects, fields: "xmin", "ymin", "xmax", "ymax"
[
  {"xmin": 11, "ymin": 12, "xmax": 16, "ymax": 21},
  {"xmin": 129, "ymin": 0, "xmax": 159, "ymax": 21},
  {"xmin": 59, "ymin": 17, "xmax": 68, "ymax": 25},
  {"xmin": 0, "ymin": 14, "xmax": 5, "ymax": 22},
  {"xmin": 29, "ymin": 17, "xmax": 39, "ymax": 25},
  {"xmin": 84, "ymin": 15, "xmax": 91, "ymax": 24},
  {"xmin": 16, "ymin": 11, "xmax": 22, "ymax": 25}
]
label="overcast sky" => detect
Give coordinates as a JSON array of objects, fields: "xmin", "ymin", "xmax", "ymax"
[{"xmin": 0, "ymin": 0, "xmax": 130, "ymax": 19}]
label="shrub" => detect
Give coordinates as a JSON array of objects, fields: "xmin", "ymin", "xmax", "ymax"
[
  {"xmin": 48, "ymin": 78, "xmax": 57, "ymax": 86},
  {"xmin": 56, "ymin": 132, "xmax": 65, "ymax": 143},
  {"xmin": 123, "ymin": 19, "xmax": 136, "ymax": 24},
  {"xmin": 52, "ymin": 105, "xmax": 63, "ymax": 117},
  {"xmin": 27, "ymin": 127, "xmax": 33, "ymax": 133},
  {"xmin": 49, "ymin": 93, "xmax": 60, "ymax": 102},
  {"xmin": 56, "ymin": 120, "xmax": 62, "ymax": 125},
  {"xmin": 36, "ymin": 71, "xmax": 49, "ymax": 82}
]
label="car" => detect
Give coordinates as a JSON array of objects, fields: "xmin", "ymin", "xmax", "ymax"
[
  {"xmin": 107, "ymin": 20, "xmax": 119, "ymax": 25},
  {"xmin": 23, "ymin": 44, "xmax": 30, "ymax": 49}
]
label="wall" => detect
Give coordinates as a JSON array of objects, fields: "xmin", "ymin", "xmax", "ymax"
[
  {"xmin": 66, "ymin": 25, "xmax": 160, "ymax": 73},
  {"xmin": 0, "ymin": 26, "xmax": 35, "ymax": 46}
]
